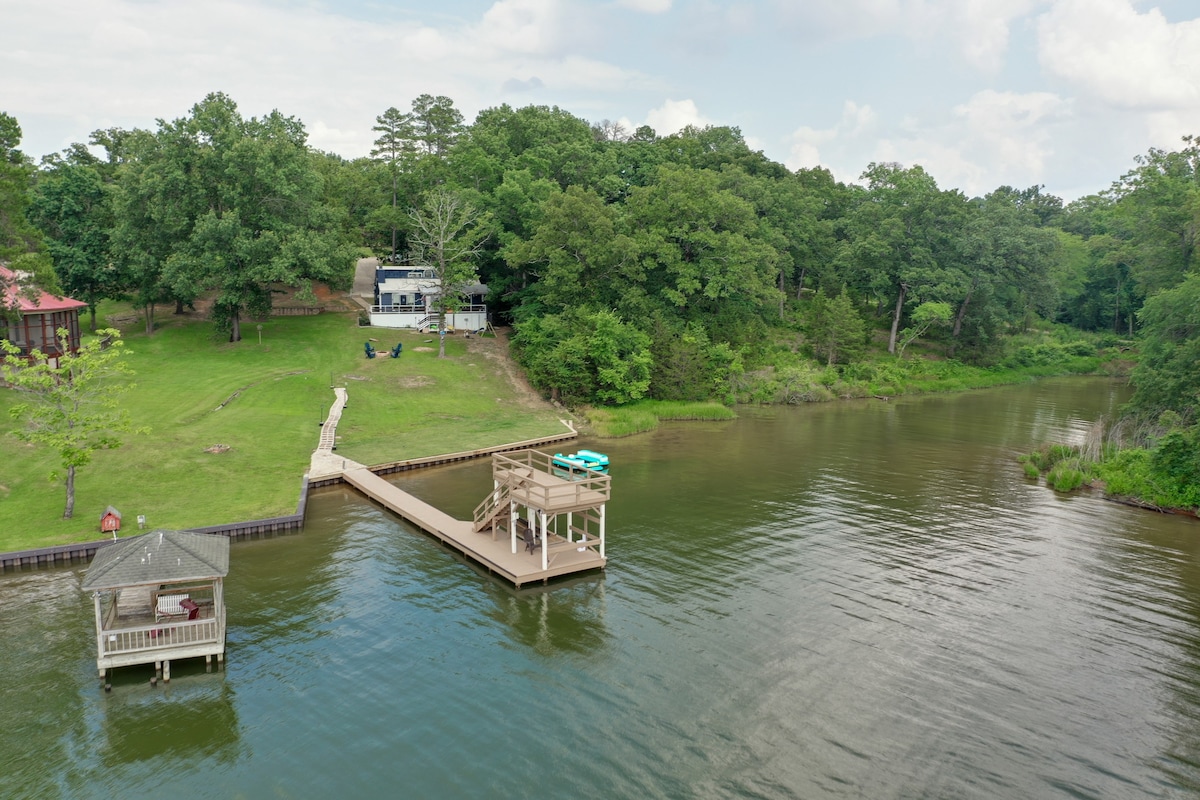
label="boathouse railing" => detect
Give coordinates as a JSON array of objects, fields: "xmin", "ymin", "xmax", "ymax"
[{"xmin": 99, "ymin": 617, "xmax": 222, "ymax": 658}]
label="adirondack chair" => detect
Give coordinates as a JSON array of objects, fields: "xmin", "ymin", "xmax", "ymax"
[
  {"xmin": 389, "ymin": 342, "xmax": 403, "ymax": 358},
  {"xmin": 364, "ymin": 342, "xmax": 376, "ymax": 359}
]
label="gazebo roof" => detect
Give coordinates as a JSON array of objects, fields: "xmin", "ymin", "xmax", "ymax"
[
  {"xmin": 0, "ymin": 265, "xmax": 88, "ymax": 313},
  {"xmin": 81, "ymin": 529, "xmax": 230, "ymax": 591}
]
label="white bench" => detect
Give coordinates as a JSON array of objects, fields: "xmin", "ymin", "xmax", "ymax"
[{"xmin": 155, "ymin": 593, "xmax": 190, "ymax": 621}]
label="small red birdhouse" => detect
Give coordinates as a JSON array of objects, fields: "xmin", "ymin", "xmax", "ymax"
[{"xmin": 100, "ymin": 506, "xmax": 122, "ymax": 533}]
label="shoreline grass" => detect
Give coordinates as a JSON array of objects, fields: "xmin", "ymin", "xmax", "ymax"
[{"xmin": 585, "ymin": 400, "xmax": 737, "ymax": 437}]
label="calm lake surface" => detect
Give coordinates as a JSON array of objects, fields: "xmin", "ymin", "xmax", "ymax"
[{"xmin": 6, "ymin": 377, "xmax": 1200, "ymax": 799}]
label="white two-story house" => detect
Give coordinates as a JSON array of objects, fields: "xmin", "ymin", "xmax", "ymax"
[{"xmin": 369, "ymin": 266, "xmax": 488, "ymax": 331}]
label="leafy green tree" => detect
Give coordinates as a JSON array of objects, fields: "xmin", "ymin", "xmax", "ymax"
[
  {"xmin": 626, "ymin": 165, "xmax": 781, "ymax": 327},
  {"xmin": 1, "ymin": 328, "xmax": 139, "ymax": 519},
  {"xmin": 1128, "ymin": 272, "xmax": 1200, "ymax": 419},
  {"xmin": 835, "ymin": 163, "xmax": 966, "ymax": 354},
  {"xmin": 121, "ymin": 93, "xmax": 354, "ymax": 342},
  {"xmin": 0, "ymin": 111, "xmax": 45, "ymax": 261},
  {"xmin": 513, "ymin": 307, "xmax": 651, "ymax": 405},
  {"xmin": 805, "ymin": 288, "xmax": 866, "ymax": 365},
  {"xmin": 896, "ymin": 301, "xmax": 952, "ymax": 359},
  {"xmin": 1109, "ymin": 137, "xmax": 1200, "ymax": 297},
  {"xmin": 27, "ymin": 159, "xmax": 117, "ymax": 331},
  {"xmin": 505, "ymin": 184, "xmax": 638, "ymax": 312},
  {"xmin": 407, "ymin": 187, "xmax": 490, "ymax": 357}
]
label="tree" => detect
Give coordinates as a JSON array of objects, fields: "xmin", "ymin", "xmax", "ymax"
[
  {"xmin": 896, "ymin": 301, "xmax": 953, "ymax": 359},
  {"xmin": 835, "ymin": 163, "xmax": 966, "ymax": 354},
  {"xmin": 410, "ymin": 94, "xmax": 464, "ymax": 157},
  {"xmin": 805, "ymin": 288, "xmax": 866, "ymax": 366},
  {"xmin": 371, "ymin": 107, "xmax": 415, "ymax": 262},
  {"xmin": 0, "ymin": 111, "xmax": 45, "ymax": 261},
  {"xmin": 1, "ymin": 328, "xmax": 140, "ymax": 519},
  {"xmin": 130, "ymin": 93, "xmax": 354, "ymax": 342},
  {"xmin": 28, "ymin": 158, "xmax": 118, "ymax": 331},
  {"xmin": 407, "ymin": 188, "xmax": 490, "ymax": 357},
  {"xmin": 1128, "ymin": 272, "xmax": 1200, "ymax": 419}
]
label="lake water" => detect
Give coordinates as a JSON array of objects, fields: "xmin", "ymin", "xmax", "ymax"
[{"xmin": 6, "ymin": 378, "xmax": 1200, "ymax": 799}]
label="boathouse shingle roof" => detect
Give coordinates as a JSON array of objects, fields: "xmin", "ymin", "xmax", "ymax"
[{"xmin": 81, "ymin": 529, "xmax": 230, "ymax": 591}]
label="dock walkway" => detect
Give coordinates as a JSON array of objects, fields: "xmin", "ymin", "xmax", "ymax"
[
  {"xmin": 342, "ymin": 467, "xmax": 606, "ymax": 586},
  {"xmin": 314, "ymin": 389, "xmax": 607, "ymax": 587}
]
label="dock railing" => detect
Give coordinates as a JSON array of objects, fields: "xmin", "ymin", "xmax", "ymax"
[{"xmin": 492, "ymin": 450, "xmax": 611, "ymax": 510}]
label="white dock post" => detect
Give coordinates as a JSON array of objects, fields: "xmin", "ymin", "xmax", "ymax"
[
  {"xmin": 540, "ymin": 510, "xmax": 549, "ymax": 571},
  {"xmin": 510, "ymin": 501, "xmax": 518, "ymax": 554},
  {"xmin": 566, "ymin": 511, "xmax": 574, "ymax": 542},
  {"xmin": 599, "ymin": 503, "xmax": 606, "ymax": 558}
]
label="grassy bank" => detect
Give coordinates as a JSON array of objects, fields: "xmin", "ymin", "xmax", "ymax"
[
  {"xmin": 0, "ymin": 309, "xmax": 565, "ymax": 551},
  {"xmin": 585, "ymin": 400, "xmax": 737, "ymax": 437}
]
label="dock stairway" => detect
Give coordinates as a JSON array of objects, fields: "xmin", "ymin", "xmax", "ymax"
[{"xmin": 473, "ymin": 482, "xmax": 511, "ymax": 534}]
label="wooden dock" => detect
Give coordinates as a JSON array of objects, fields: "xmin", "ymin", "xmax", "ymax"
[{"xmin": 342, "ymin": 454, "xmax": 608, "ymax": 587}]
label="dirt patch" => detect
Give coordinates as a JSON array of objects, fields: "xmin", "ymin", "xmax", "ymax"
[
  {"xmin": 412, "ymin": 346, "xmax": 435, "ymax": 352},
  {"xmin": 398, "ymin": 376, "xmax": 434, "ymax": 388},
  {"xmin": 204, "ymin": 444, "xmax": 231, "ymax": 454},
  {"xmin": 465, "ymin": 328, "xmax": 554, "ymax": 413}
]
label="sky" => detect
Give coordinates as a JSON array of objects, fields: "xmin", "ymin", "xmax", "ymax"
[{"xmin": 4, "ymin": 0, "xmax": 1200, "ymax": 201}]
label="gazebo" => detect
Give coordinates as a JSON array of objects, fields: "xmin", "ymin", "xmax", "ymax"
[
  {"xmin": 81, "ymin": 529, "xmax": 230, "ymax": 683},
  {"xmin": 1, "ymin": 264, "xmax": 87, "ymax": 367}
]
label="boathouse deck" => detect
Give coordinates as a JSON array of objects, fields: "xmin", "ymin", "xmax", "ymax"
[{"xmin": 342, "ymin": 450, "xmax": 608, "ymax": 587}]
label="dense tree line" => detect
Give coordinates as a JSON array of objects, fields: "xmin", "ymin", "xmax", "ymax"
[{"xmin": 3, "ymin": 93, "xmax": 1199, "ymax": 429}]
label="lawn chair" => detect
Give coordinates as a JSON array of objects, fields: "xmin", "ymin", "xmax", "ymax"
[
  {"xmin": 364, "ymin": 342, "xmax": 376, "ymax": 359},
  {"xmin": 389, "ymin": 342, "xmax": 402, "ymax": 358},
  {"xmin": 522, "ymin": 526, "xmax": 542, "ymax": 555}
]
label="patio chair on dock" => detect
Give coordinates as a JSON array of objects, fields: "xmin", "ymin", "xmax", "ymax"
[{"xmin": 522, "ymin": 526, "xmax": 542, "ymax": 555}]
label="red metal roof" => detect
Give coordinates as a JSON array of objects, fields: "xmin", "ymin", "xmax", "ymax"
[{"xmin": 1, "ymin": 265, "xmax": 87, "ymax": 313}]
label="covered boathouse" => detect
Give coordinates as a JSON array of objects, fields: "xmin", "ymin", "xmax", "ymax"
[{"xmin": 80, "ymin": 530, "xmax": 229, "ymax": 684}]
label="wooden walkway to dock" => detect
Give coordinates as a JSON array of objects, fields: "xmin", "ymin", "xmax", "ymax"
[{"xmin": 341, "ymin": 467, "xmax": 606, "ymax": 587}]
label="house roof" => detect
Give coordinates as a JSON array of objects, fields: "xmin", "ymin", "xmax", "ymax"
[
  {"xmin": 0, "ymin": 265, "xmax": 88, "ymax": 313},
  {"xmin": 100, "ymin": 506, "xmax": 122, "ymax": 521},
  {"xmin": 81, "ymin": 529, "xmax": 230, "ymax": 591}
]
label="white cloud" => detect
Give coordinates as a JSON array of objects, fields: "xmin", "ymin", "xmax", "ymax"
[
  {"xmin": 644, "ymin": 99, "xmax": 710, "ymax": 135},
  {"xmin": 772, "ymin": 0, "xmax": 1040, "ymax": 70},
  {"xmin": 786, "ymin": 100, "xmax": 877, "ymax": 173},
  {"xmin": 953, "ymin": 89, "xmax": 1065, "ymax": 179},
  {"xmin": 1037, "ymin": 0, "xmax": 1200, "ymax": 110},
  {"xmin": 615, "ymin": 0, "xmax": 672, "ymax": 13}
]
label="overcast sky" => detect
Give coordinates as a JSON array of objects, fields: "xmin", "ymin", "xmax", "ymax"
[{"xmin": 4, "ymin": 0, "xmax": 1200, "ymax": 201}]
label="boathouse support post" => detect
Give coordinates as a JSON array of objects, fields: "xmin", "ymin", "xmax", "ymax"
[
  {"xmin": 509, "ymin": 501, "xmax": 519, "ymax": 554},
  {"xmin": 566, "ymin": 511, "xmax": 574, "ymax": 543},
  {"xmin": 599, "ymin": 503, "xmax": 606, "ymax": 558},
  {"xmin": 540, "ymin": 510, "xmax": 549, "ymax": 571}
]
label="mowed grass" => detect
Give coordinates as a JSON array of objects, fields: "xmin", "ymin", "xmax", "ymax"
[{"xmin": 0, "ymin": 310, "xmax": 565, "ymax": 551}]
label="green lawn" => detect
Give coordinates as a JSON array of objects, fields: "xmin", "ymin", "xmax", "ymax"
[{"xmin": 0, "ymin": 309, "xmax": 565, "ymax": 552}]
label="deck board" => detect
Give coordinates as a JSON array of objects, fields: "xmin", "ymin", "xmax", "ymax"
[{"xmin": 342, "ymin": 468, "xmax": 605, "ymax": 586}]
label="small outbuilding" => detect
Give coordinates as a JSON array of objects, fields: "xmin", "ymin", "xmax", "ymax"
[
  {"xmin": 81, "ymin": 529, "xmax": 230, "ymax": 683},
  {"xmin": 100, "ymin": 506, "xmax": 122, "ymax": 534}
]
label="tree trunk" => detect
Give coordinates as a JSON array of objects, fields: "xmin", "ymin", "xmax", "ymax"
[
  {"xmin": 63, "ymin": 464, "xmax": 76, "ymax": 519},
  {"xmin": 230, "ymin": 308, "xmax": 242, "ymax": 343},
  {"xmin": 778, "ymin": 269, "xmax": 785, "ymax": 319},
  {"xmin": 952, "ymin": 286, "xmax": 973, "ymax": 338},
  {"xmin": 437, "ymin": 305, "xmax": 446, "ymax": 358},
  {"xmin": 175, "ymin": 297, "xmax": 186, "ymax": 314},
  {"xmin": 144, "ymin": 302, "xmax": 155, "ymax": 336},
  {"xmin": 887, "ymin": 284, "xmax": 907, "ymax": 355},
  {"xmin": 391, "ymin": 174, "xmax": 398, "ymax": 262},
  {"xmin": 795, "ymin": 268, "xmax": 807, "ymax": 300}
]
